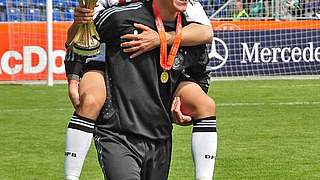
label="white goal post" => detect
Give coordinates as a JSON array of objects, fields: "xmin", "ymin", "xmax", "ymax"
[{"xmin": 47, "ymin": 0, "xmax": 53, "ymax": 86}]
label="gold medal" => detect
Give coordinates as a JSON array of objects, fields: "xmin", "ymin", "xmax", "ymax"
[
  {"xmin": 153, "ymin": 0, "xmax": 182, "ymax": 85},
  {"xmin": 160, "ymin": 71, "xmax": 169, "ymax": 83}
]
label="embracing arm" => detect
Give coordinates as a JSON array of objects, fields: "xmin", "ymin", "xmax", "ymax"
[
  {"xmin": 120, "ymin": 22, "xmax": 213, "ymax": 58},
  {"xmin": 167, "ymin": 23, "xmax": 213, "ymax": 46},
  {"xmin": 119, "ymin": 0, "xmax": 213, "ymax": 58}
]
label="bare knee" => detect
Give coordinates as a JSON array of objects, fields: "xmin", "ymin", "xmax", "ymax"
[
  {"xmin": 77, "ymin": 91, "xmax": 104, "ymax": 119},
  {"xmin": 193, "ymin": 97, "xmax": 216, "ymax": 118},
  {"xmin": 203, "ymin": 98, "xmax": 216, "ymax": 115}
]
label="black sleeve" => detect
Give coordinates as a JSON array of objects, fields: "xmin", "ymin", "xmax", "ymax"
[
  {"xmin": 64, "ymin": 48, "xmax": 85, "ymax": 80},
  {"xmin": 94, "ymin": 9, "xmax": 113, "ymax": 44}
]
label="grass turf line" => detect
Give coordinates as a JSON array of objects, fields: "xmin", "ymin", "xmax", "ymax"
[{"xmin": 0, "ymin": 79, "xmax": 319, "ymax": 179}]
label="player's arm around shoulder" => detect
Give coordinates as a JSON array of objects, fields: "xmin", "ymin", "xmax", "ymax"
[
  {"xmin": 179, "ymin": 0, "xmax": 213, "ymax": 45},
  {"xmin": 174, "ymin": 23, "xmax": 213, "ymax": 46},
  {"xmin": 119, "ymin": 19, "xmax": 213, "ymax": 58}
]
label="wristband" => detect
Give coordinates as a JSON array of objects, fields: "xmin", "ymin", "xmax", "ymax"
[{"xmin": 67, "ymin": 74, "xmax": 80, "ymax": 81}]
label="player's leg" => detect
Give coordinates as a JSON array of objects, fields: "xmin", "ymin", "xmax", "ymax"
[
  {"xmin": 94, "ymin": 129, "xmax": 143, "ymax": 180},
  {"xmin": 174, "ymin": 81, "xmax": 217, "ymax": 180},
  {"xmin": 64, "ymin": 70, "xmax": 106, "ymax": 180},
  {"xmin": 174, "ymin": 81, "xmax": 215, "ymax": 118},
  {"xmin": 144, "ymin": 137, "xmax": 172, "ymax": 180},
  {"xmin": 77, "ymin": 70, "xmax": 106, "ymax": 119}
]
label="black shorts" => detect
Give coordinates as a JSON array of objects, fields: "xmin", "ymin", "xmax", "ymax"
[
  {"xmin": 83, "ymin": 60, "xmax": 105, "ymax": 74},
  {"xmin": 175, "ymin": 44, "xmax": 210, "ymax": 94},
  {"xmin": 179, "ymin": 69, "xmax": 210, "ymax": 93},
  {"xmin": 94, "ymin": 128, "xmax": 172, "ymax": 180},
  {"xmin": 178, "ymin": 52, "xmax": 210, "ymax": 94},
  {"xmin": 64, "ymin": 44, "xmax": 106, "ymax": 80}
]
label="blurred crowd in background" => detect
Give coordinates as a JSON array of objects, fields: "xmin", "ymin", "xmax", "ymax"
[
  {"xmin": 0, "ymin": 0, "xmax": 319, "ymax": 22},
  {"xmin": 201, "ymin": 0, "xmax": 320, "ymax": 20}
]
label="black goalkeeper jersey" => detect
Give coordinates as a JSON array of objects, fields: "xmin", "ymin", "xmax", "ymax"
[{"xmin": 95, "ymin": 1, "xmax": 208, "ymax": 140}]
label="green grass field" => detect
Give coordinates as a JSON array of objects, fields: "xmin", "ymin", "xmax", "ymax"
[{"xmin": 0, "ymin": 79, "xmax": 320, "ymax": 180}]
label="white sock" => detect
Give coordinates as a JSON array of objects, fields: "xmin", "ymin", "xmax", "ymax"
[
  {"xmin": 64, "ymin": 113, "xmax": 94, "ymax": 180},
  {"xmin": 64, "ymin": 175, "xmax": 80, "ymax": 180},
  {"xmin": 192, "ymin": 116, "xmax": 217, "ymax": 180}
]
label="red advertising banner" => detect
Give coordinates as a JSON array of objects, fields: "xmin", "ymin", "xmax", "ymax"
[
  {"xmin": 211, "ymin": 20, "xmax": 320, "ymax": 30},
  {"xmin": 0, "ymin": 21, "xmax": 319, "ymax": 81},
  {"xmin": 0, "ymin": 22, "xmax": 71, "ymax": 81}
]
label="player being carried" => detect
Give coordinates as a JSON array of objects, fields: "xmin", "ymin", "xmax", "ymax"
[{"xmin": 64, "ymin": 0, "xmax": 218, "ymax": 180}]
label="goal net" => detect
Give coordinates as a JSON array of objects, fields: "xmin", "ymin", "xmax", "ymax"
[{"xmin": 201, "ymin": 0, "xmax": 320, "ymax": 78}]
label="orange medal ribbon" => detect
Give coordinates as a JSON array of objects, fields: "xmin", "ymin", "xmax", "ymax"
[{"xmin": 152, "ymin": 0, "xmax": 182, "ymax": 83}]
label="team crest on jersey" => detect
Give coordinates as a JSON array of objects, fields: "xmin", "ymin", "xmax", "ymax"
[{"xmin": 172, "ymin": 50, "xmax": 185, "ymax": 70}]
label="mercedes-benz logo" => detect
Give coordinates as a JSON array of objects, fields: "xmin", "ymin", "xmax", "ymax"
[{"xmin": 208, "ymin": 37, "xmax": 228, "ymax": 70}]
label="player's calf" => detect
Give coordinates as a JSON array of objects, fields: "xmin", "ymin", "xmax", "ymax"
[
  {"xmin": 64, "ymin": 70, "xmax": 106, "ymax": 180},
  {"xmin": 173, "ymin": 81, "xmax": 218, "ymax": 180},
  {"xmin": 189, "ymin": 96, "xmax": 217, "ymax": 180}
]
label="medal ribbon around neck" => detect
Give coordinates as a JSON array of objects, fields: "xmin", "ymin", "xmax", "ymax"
[{"xmin": 152, "ymin": 0, "xmax": 183, "ymax": 71}]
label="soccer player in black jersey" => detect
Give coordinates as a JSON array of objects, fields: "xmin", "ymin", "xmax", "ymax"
[
  {"xmin": 88, "ymin": 0, "xmax": 217, "ymax": 179},
  {"xmin": 63, "ymin": 1, "xmax": 216, "ymax": 180}
]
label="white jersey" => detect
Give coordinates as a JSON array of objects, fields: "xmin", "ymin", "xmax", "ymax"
[
  {"xmin": 93, "ymin": 0, "xmax": 211, "ymax": 26},
  {"xmin": 185, "ymin": 0, "xmax": 211, "ymax": 26}
]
